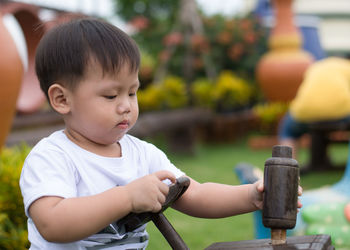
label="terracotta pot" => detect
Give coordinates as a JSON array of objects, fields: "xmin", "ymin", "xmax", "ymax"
[
  {"xmin": 1, "ymin": 2, "xmax": 46, "ymax": 113},
  {"xmin": 256, "ymin": 0, "xmax": 314, "ymax": 102},
  {"xmin": 0, "ymin": 13, "xmax": 25, "ymax": 149}
]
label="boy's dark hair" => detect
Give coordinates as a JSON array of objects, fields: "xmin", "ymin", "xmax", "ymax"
[{"xmin": 35, "ymin": 17, "xmax": 140, "ymax": 100}]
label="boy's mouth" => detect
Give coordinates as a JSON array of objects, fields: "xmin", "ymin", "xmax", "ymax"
[{"xmin": 117, "ymin": 120, "xmax": 129, "ymax": 129}]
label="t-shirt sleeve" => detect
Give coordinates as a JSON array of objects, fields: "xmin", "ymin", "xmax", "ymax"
[
  {"xmin": 143, "ymin": 142, "xmax": 185, "ymax": 179},
  {"xmin": 20, "ymin": 147, "xmax": 78, "ymax": 217}
]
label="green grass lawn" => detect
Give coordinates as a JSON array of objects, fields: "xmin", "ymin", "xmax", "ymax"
[{"xmin": 145, "ymin": 135, "xmax": 348, "ymax": 249}]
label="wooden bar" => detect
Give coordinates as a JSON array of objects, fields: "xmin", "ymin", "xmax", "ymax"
[{"xmin": 205, "ymin": 234, "xmax": 334, "ymax": 250}]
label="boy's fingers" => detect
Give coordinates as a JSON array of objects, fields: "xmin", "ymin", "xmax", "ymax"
[
  {"xmin": 158, "ymin": 182, "xmax": 170, "ymax": 196},
  {"xmin": 298, "ymin": 200, "xmax": 302, "ymax": 208},
  {"xmin": 154, "ymin": 170, "xmax": 176, "ymax": 183},
  {"xmin": 157, "ymin": 192, "xmax": 166, "ymax": 204},
  {"xmin": 298, "ymin": 186, "xmax": 303, "ymax": 196},
  {"xmin": 257, "ymin": 179, "xmax": 264, "ymax": 192}
]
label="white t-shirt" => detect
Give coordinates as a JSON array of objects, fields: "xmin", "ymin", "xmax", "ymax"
[{"xmin": 20, "ymin": 130, "xmax": 185, "ymax": 250}]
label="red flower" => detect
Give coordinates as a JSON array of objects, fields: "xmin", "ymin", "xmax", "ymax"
[
  {"xmin": 244, "ymin": 32, "xmax": 256, "ymax": 44},
  {"xmin": 191, "ymin": 34, "xmax": 209, "ymax": 52},
  {"xmin": 228, "ymin": 43, "xmax": 244, "ymax": 61},
  {"xmin": 163, "ymin": 32, "xmax": 183, "ymax": 46},
  {"xmin": 240, "ymin": 19, "xmax": 252, "ymax": 31},
  {"xmin": 216, "ymin": 31, "xmax": 232, "ymax": 45},
  {"xmin": 129, "ymin": 16, "xmax": 149, "ymax": 31},
  {"xmin": 159, "ymin": 50, "xmax": 171, "ymax": 63}
]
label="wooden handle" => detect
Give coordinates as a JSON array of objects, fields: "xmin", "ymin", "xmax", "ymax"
[
  {"xmin": 152, "ymin": 213, "xmax": 189, "ymax": 250},
  {"xmin": 271, "ymin": 229, "xmax": 286, "ymax": 245}
]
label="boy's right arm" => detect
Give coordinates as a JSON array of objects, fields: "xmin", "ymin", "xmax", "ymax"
[{"xmin": 29, "ymin": 170, "xmax": 176, "ymax": 243}]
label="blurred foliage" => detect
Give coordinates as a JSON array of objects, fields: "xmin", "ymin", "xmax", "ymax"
[
  {"xmin": 0, "ymin": 145, "xmax": 31, "ymax": 249},
  {"xmin": 202, "ymin": 14, "xmax": 267, "ymax": 80},
  {"xmin": 116, "ymin": 0, "xmax": 268, "ymax": 113},
  {"xmin": 160, "ymin": 14, "xmax": 268, "ymax": 82},
  {"xmin": 212, "ymin": 71, "xmax": 255, "ymax": 111},
  {"xmin": 115, "ymin": 0, "xmax": 179, "ymax": 26},
  {"xmin": 115, "ymin": 0, "xmax": 180, "ymax": 57},
  {"xmin": 138, "ymin": 75, "xmax": 188, "ymax": 112},
  {"xmin": 138, "ymin": 70, "xmax": 256, "ymax": 113},
  {"xmin": 139, "ymin": 49, "xmax": 157, "ymax": 85},
  {"xmin": 192, "ymin": 70, "xmax": 256, "ymax": 112},
  {"xmin": 253, "ymin": 102, "xmax": 290, "ymax": 133},
  {"xmin": 115, "ymin": 0, "xmax": 268, "ymax": 82},
  {"xmin": 191, "ymin": 78, "xmax": 215, "ymax": 109}
]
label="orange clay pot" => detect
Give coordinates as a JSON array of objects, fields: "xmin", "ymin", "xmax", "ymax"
[
  {"xmin": 0, "ymin": 13, "xmax": 25, "ymax": 149},
  {"xmin": 1, "ymin": 2, "xmax": 46, "ymax": 113},
  {"xmin": 256, "ymin": 0, "xmax": 314, "ymax": 102}
]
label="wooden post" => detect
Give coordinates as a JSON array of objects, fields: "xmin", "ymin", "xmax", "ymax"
[{"xmin": 262, "ymin": 145, "xmax": 299, "ymax": 245}]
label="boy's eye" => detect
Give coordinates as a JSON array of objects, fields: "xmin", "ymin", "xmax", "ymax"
[
  {"xmin": 104, "ymin": 95, "xmax": 116, "ymax": 100},
  {"xmin": 129, "ymin": 92, "xmax": 137, "ymax": 97}
]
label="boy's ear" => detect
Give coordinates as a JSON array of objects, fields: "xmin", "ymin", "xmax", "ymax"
[{"xmin": 48, "ymin": 83, "xmax": 71, "ymax": 114}]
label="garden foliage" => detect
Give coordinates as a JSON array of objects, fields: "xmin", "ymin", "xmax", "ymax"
[
  {"xmin": 135, "ymin": 13, "xmax": 268, "ymax": 84},
  {"xmin": 116, "ymin": 0, "xmax": 269, "ymax": 112},
  {"xmin": 138, "ymin": 70, "xmax": 256, "ymax": 113},
  {"xmin": 253, "ymin": 102, "xmax": 290, "ymax": 134},
  {"xmin": 0, "ymin": 145, "xmax": 31, "ymax": 249},
  {"xmin": 138, "ymin": 75, "xmax": 188, "ymax": 112}
]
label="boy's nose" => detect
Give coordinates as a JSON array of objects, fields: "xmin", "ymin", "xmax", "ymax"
[{"xmin": 117, "ymin": 98, "xmax": 131, "ymax": 114}]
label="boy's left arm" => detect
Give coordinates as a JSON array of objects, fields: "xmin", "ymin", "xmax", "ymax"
[{"xmin": 172, "ymin": 177, "xmax": 264, "ymax": 218}]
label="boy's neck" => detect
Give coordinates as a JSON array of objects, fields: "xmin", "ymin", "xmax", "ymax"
[{"xmin": 64, "ymin": 129, "xmax": 122, "ymax": 158}]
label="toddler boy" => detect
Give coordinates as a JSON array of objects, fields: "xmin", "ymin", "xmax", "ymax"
[{"xmin": 20, "ymin": 17, "xmax": 286, "ymax": 249}]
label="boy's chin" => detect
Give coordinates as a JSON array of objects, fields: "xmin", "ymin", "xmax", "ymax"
[{"xmin": 109, "ymin": 133, "xmax": 127, "ymax": 143}]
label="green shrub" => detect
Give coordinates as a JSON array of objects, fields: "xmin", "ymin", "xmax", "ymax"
[
  {"xmin": 253, "ymin": 102, "xmax": 290, "ymax": 134},
  {"xmin": 138, "ymin": 84, "xmax": 165, "ymax": 111},
  {"xmin": 212, "ymin": 71, "xmax": 254, "ymax": 111},
  {"xmin": 139, "ymin": 71, "xmax": 256, "ymax": 113},
  {"xmin": 191, "ymin": 71, "xmax": 255, "ymax": 112},
  {"xmin": 162, "ymin": 76, "xmax": 188, "ymax": 109},
  {"xmin": 0, "ymin": 144, "xmax": 31, "ymax": 249},
  {"xmin": 191, "ymin": 78, "xmax": 215, "ymax": 109},
  {"xmin": 138, "ymin": 75, "xmax": 188, "ymax": 112},
  {"xmin": 139, "ymin": 49, "xmax": 157, "ymax": 85}
]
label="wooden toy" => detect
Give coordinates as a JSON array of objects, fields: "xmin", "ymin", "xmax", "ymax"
[{"xmin": 118, "ymin": 146, "xmax": 334, "ymax": 249}]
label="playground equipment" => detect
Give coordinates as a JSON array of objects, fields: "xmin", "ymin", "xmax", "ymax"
[
  {"xmin": 254, "ymin": 0, "xmax": 326, "ymax": 61},
  {"xmin": 0, "ymin": 2, "xmax": 83, "ymax": 149},
  {"xmin": 256, "ymin": 0, "xmax": 314, "ymax": 102},
  {"xmin": 295, "ymin": 144, "xmax": 350, "ymax": 249},
  {"xmin": 0, "ymin": 12, "xmax": 25, "ymax": 149},
  {"xmin": 117, "ymin": 176, "xmax": 191, "ymax": 249},
  {"xmin": 0, "ymin": 2, "xmax": 46, "ymax": 113},
  {"xmin": 302, "ymin": 201, "xmax": 350, "ymax": 249},
  {"xmin": 118, "ymin": 146, "xmax": 334, "ymax": 249},
  {"xmin": 235, "ymin": 142, "xmax": 350, "ymax": 249}
]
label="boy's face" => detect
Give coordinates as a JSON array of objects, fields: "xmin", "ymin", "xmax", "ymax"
[{"xmin": 64, "ymin": 61, "xmax": 139, "ymax": 146}]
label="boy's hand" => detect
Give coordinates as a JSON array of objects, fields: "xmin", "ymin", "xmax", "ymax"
[
  {"xmin": 251, "ymin": 180, "xmax": 303, "ymax": 210},
  {"xmin": 125, "ymin": 171, "xmax": 176, "ymax": 213},
  {"xmin": 251, "ymin": 179, "xmax": 264, "ymax": 210},
  {"xmin": 297, "ymin": 185, "xmax": 303, "ymax": 211}
]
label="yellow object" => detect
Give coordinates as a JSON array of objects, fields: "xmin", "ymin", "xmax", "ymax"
[{"xmin": 290, "ymin": 57, "xmax": 350, "ymax": 122}]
